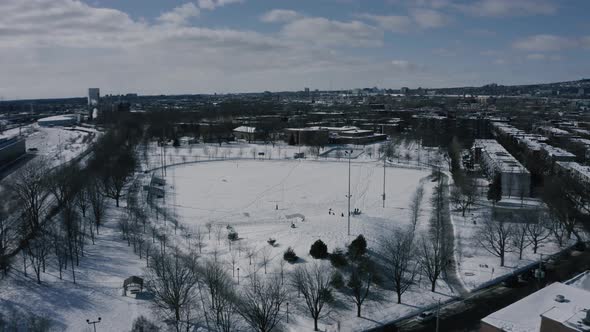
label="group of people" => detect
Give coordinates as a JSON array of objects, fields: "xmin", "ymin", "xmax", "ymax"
[{"xmin": 328, "ymin": 208, "xmax": 361, "ymax": 217}]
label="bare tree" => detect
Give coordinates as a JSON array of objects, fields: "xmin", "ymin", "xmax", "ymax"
[
  {"xmin": 26, "ymin": 230, "xmax": 50, "ymax": 284},
  {"xmin": 525, "ymin": 213, "xmax": 551, "ymax": 254},
  {"xmin": 236, "ymin": 272, "xmax": 288, "ymax": 332},
  {"xmin": 87, "ymin": 180, "xmax": 106, "ymax": 234},
  {"xmin": 146, "ymin": 249, "xmax": 199, "ymax": 331},
  {"xmin": 418, "ymin": 231, "xmax": 451, "ymax": 292},
  {"xmin": 205, "ymin": 222, "xmax": 213, "ymax": 240},
  {"xmin": 380, "ymin": 226, "xmax": 417, "ymax": 304},
  {"xmin": 215, "ymin": 224, "xmax": 224, "ymax": 244},
  {"xmin": 260, "ymin": 247, "xmax": 271, "ymax": 274},
  {"xmin": 477, "ymin": 214, "xmax": 514, "ymax": 267},
  {"xmin": 347, "ymin": 260, "xmax": 375, "ymax": 317},
  {"xmin": 228, "ymin": 250, "xmax": 239, "ymax": 277},
  {"xmin": 7, "ymin": 158, "xmax": 50, "ymax": 234},
  {"xmin": 246, "ymin": 247, "xmax": 256, "ymax": 266},
  {"xmin": 290, "ymin": 263, "xmax": 334, "ymax": 331},
  {"xmin": 194, "ymin": 226, "xmax": 205, "ymax": 254},
  {"xmin": 409, "ymin": 185, "xmax": 424, "ymax": 230},
  {"xmin": 512, "ymin": 223, "xmax": 529, "ymax": 260}
]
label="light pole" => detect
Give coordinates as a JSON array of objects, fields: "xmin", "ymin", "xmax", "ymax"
[
  {"xmin": 345, "ymin": 150, "xmax": 353, "ymax": 236},
  {"xmin": 237, "ymin": 267, "xmax": 240, "ymax": 285},
  {"xmin": 286, "ymin": 302, "xmax": 290, "ymax": 323},
  {"xmin": 86, "ymin": 317, "xmax": 101, "ymax": 332}
]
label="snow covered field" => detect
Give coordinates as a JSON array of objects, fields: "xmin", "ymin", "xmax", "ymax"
[{"xmin": 153, "ymin": 158, "xmax": 460, "ymax": 331}]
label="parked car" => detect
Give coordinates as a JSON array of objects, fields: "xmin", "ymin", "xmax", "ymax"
[{"xmin": 417, "ymin": 311, "xmax": 435, "ymax": 321}]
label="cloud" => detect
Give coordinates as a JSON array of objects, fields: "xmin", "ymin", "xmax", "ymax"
[
  {"xmin": 198, "ymin": 0, "xmax": 243, "ymax": 11},
  {"xmin": 356, "ymin": 14, "xmax": 412, "ymax": 32},
  {"xmin": 513, "ymin": 34, "xmax": 579, "ymax": 51},
  {"xmin": 526, "ymin": 53, "xmax": 562, "ymax": 61},
  {"xmin": 455, "ymin": 0, "xmax": 556, "ymax": 17},
  {"xmin": 157, "ymin": 3, "xmax": 200, "ymax": 26},
  {"xmin": 357, "ymin": 9, "xmax": 449, "ymax": 32},
  {"xmin": 280, "ymin": 17, "xmax": 383, "ymax": 47},
  {"xmin": 391, "ymin": 59, "xmax": 422, "ymax": 71},
  {"xmin": 260, "ymin": 9, "xmax": 302, "ymax": 23},
  {"xmin": 410, "ymin": 8, "xmax": 450, "ymax": 28},
  {"xmin": 0, "ymin": 0, "xmax": 419, "ymax": 99}
]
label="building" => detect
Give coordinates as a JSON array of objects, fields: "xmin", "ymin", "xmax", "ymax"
[
  {"xmin": 88, "ymin": 88, "xmax": 100, "ymax": 106},
  {"xmin": 0, "ymin": 135, "xmax": 26, "ymax": 165},
  {"xmin": 285, "ymin": 127, "xmax": 329, "ymax": 146},
  {"xmin": 233, "ymin": 126, "xmax": 260, "ymax": 142},
  {"xmin": 331, "ymin": 128, "xmax": 388, "ymax": 145},
  {"xmin": 473, "ymin": 139, "xmax": 531, "ymax": 197},
  {"xmin": 38, "ymin": 114, "xmax": 79, "ymax": 127},
  {"xmin": 481, "ymin": 271, "xmax": 590, "ymax": 332}
]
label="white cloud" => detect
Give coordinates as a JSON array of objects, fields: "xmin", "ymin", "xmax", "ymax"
[
  {"xmin": 356, "ymin": 14, "xmax": 412, "ymax": 32},
  {"xmin": 280, "ymin": 17, "xmax": 383, "ymax": 47},
  {"xmin": 260, "ymin": 9, "xmax": 302, "ymax": 23},
  {"xmin": 456, "ymin": 0, "xmax": 557, "ymax": 17},
  {"xmin": 410, "ymin": 8, "xmax": 450, "ymax": 28},
  {"xmin": 526, "ymin": 53, "xmax": 546, "ymax": 60},
  {"xmin": 513, "ymin": 34, "xmax": 579, "ymax": 51},
  {"xmin": 0, "ymin": 0, "xmax": 418, "ymax": 99},
  {"xmin": 198, "ymin": 0, "xmax": 243, "ymax": 11},
  {"xmin": 157, "ymin": 3, "xmax": 200, "ymax": 26},
  {"xmin": 357, "ymin": 9, "xmax": 449, "ymax": 32}
]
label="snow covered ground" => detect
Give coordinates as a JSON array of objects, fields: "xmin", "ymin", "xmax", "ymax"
[
  {"xmin": 451, "ymin": 200, "xmax": 567, "ymax": 291},
  {"xmin": 26, "ymin": 125, "xmax": 95, "ymax": 167},
  {"xmin": 152, "ymin": 158, "xmax": 459, "ymax": 331},
  {"xmin": 0, "ymin": 206, "xmax": 152, "ymax": 332}
]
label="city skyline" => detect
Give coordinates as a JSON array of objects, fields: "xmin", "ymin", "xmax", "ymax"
[{"xmin": 1, "ymin": 0, "xmax": 589, "ymax": 99}]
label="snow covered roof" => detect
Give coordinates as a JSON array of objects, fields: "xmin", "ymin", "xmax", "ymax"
[
  {"xmin": 38, "ymin": 114, "xmax": 77, "ymax": 123},
  {"xmin": 473, "ymin": 139, "xmax": 528, "ymax": 173},
  {"xmin": 233, "ymin": 126, "xmax": 256, "ymax": 133},
  {"xmin": 482, "ymin": 281, "xmax": 590, "ymax": 332}
]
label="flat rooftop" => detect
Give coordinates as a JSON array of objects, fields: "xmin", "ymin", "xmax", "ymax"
[
  {"xmin": 474, "ymin": 139, "xmax": 529, "ymax": 173},
  {"xmin": 482, "ymin": 280, "xmax": 590, "ymax": 332}
]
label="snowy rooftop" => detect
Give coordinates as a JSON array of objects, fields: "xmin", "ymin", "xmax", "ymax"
[
  {"xmin": 537, "ymin": 126, "xmax": 570, "ymax": 136},
  {"xmin": 570, "ymin": 138, "xmax": 590, "ymax": 147},
  {"xmin": 482, "ymin": 281, "xmax": 590, "ymax": 332},
  {"xmin": 233, "ymin": 126, "xmax": 256, "ymax": 133},
  {"xmin": 539, "ymin": 143, "xmax": 576, "ymax": 158},
  {"xmin": 556, "ymin": 162, "xmax": 590, "ymax": 186},
  {"xmin": 474, "ymin": 139, "xmax": 528, "ymax": 173}
]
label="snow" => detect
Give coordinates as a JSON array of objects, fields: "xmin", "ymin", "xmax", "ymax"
[
  {"xmin": 0, "ymin": 206, "xmax": 152, "ymax": 332},
  {"xmin": 26, "ymin": 125, "xmax": 95, "ymax": 167},
  {"xmin": 152, "ymin": 158, "xmax": 459, "ymax": 331}
]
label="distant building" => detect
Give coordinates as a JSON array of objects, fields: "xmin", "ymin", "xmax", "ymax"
[
  {"xmin": 38, "ymin": 114, "xmax": 79, "ymax": 127},
  {"xmin": 304, "ymin": 87, "xmax": 310, "ymax": 94},
  {"xmin": 233, "ymin": 126, "xmax": 260, "ymax": 142},
  {"xmin": 473, "ymin": 139, "xmax": 531, "ymax": 197},
  {"xmin": 401, "ymin": 87, "xmax": 410, "ymax": 95},
  {"xmin": 0, "ymin": 135, "xmax": 25, "ymax": 165},
  {"xmin": 285, "ymin": 127, "xmax": 330, "ymax": 146},
  {"xmin": 88, "ymin": 88, "xmax": 100, "ymax": 120},
  {"xmin": 480, "ymin": 271, "xmax": 590, "ymax": 332},
  {"xmin": 88, "ymin": 88, "xmax": 100, "ymax": 106}
]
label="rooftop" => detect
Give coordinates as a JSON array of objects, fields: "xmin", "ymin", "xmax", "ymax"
[{"xmin": 482, "ymin": 280, "xmax": 590, "ymax": 332}]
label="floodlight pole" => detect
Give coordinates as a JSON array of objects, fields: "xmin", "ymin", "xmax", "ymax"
[
  {"xmin": 346, "ymin": 150, "xmax": 352, "ymax": 236},
  {"xmin": 86, "ymin": 317, "xmax": 101, "ymax": 332},
  {"xmin": 382, "ymin": 155, "xmax": 386, "ymax": 208}
]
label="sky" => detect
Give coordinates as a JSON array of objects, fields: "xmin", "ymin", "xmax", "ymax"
[{"xmin": 0, "ymin": 0, "xmax": 589, "ymax": 99}]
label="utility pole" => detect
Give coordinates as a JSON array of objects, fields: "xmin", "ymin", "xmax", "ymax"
[
  {"xmin": 382, "ymin": 155, "xmax": 386, "ymax": 208},
  {"xmin": 345, "ymin": 150, "xmax": 352, "ymax": 236},
  {"xmin": 86, "ymin": 317, "xmax": 101, "ymax": 332},
  {"xmin": 435, "ymin": 299, "xmax": 441, "ymax": 332}
]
